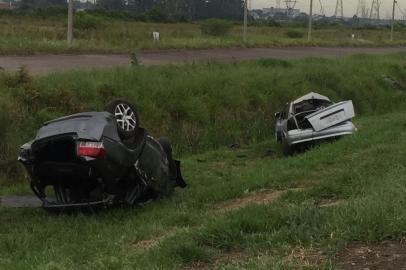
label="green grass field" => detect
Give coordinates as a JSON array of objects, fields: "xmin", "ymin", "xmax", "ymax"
[
  {"xmin": 1, "ymin": 53, "xmax": 406, "ymax": 184},
  {"xmin": 1, "ymin": 111, "xmax": 406, "ymax": 269},
  {"xmin": 1, "ymin": 53, "xmax": 406, "ymax": 269},
  {"xmin": 0, "ymin": 13, "xmax": 406, "ymax": 54}
]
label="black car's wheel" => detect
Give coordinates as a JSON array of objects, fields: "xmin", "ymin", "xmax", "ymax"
[{"xmin": 105, "ymin": 100, "xmax": 140, "ymax": 139}]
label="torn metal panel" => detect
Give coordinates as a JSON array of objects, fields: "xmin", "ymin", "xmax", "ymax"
[{"xmin": 306, "ymin": 101, "xmax": 355, "ymax": 132}]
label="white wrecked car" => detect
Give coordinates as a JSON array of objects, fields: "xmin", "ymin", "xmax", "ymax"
[{"xmin": 275, "ymin": 92, "xmax": 357, "ymax": 155}]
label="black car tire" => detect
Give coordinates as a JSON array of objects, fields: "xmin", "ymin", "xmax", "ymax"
[{"xmin": 105, "ymin": 99, "xmax": 140, "ymax": 139}]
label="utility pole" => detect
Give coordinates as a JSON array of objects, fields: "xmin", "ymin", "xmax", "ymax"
[
  {"xmin": 243, "ymin": 0, "xmax": 248, "ymax": 43},
  {"xmin": 308, "ymin": 0, "xmax": 313, "ymax": 41},
  {"xmin": 391, "ymin": 0, "xmax": 397, "ymax": 41},
  {"xmin": 67, "ymin": 0, "xmax": 73, "ymax": 45}
]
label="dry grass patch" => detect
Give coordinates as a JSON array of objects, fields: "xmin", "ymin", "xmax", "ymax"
[
  {"xmin": 216, "ymin": 188, "xmax": 303, "ymax": 212},
  {"xmin": 317, "ymin": 199, "xmax": 346, "ymax": 208}
]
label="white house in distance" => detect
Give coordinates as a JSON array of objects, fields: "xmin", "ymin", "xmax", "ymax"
[{"xmin": 0, "ymin": 0, "xmax": 13, "ymax": 10}]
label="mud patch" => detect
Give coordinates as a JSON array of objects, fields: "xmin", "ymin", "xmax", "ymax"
[
  {"xmin": 131, "ymin": 230, "xmax": 179, "ymax": 251},
  {"xmin": 132, "ymin": 239, "xmax": 157, "ymax": 250},
  {"xmin": 0, "ymin": 196, "xmax": 42, "ymax": 208},
  {"xmin": 336, "ymin": 240, "xmax": 406, "ymax": 270},
  {"xmin": 317, "ymin": 199, "xmax": 346, "ymax": 208},
  {"xmin": 217, "ymin": 190, "xmax": 285, "ymax": 212},
  {"xmin": 184, "ymin": 250, "xmax": 247, "ymax": 270}
]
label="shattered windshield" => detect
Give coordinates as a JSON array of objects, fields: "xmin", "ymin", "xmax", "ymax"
[
  {"xmin": 293, "ymin": 99, "xmax": 333, "ymax": 129},
  {"xmin": 294, "ymin": 99, "xmax": 333, "ymax": 116}
]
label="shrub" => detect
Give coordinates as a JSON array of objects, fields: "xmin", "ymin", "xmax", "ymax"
[
  {"xmin": 146, "ymin": 8, "xmax": 169, "ymax": 23},
  {"xmin": 200, "ymin": 19, "xmax": 233, "ymax": 37},
  {"xmin": 74, "ymin": 12, "xmax": 104, "ymax": 30},
  {"xmin": 285, "ymin": 30, "xmax": 304, "ymax": 39},
  {"xmin": 130, "ymin": 51, "xmax": 139, "ymax": 66}
]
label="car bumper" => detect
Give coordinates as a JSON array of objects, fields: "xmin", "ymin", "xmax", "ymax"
[
  {"xmin": 286, "ymin": 121, "xmax": 357, "ymax": 146},
  {"xmin": 41, "ymin": 196, "xmax": 114, "ymax": 211}
]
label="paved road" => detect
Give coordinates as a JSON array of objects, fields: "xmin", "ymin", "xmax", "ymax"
[{"xmin": 0, "ymin": 47, "xmax": 406, "ymax": 74}]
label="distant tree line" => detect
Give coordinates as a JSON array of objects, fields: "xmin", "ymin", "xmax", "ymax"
[
  {"xmin": 19, "ymin": 0, "xmax": 66, "ymax": 9},
  {"xmin": 17, "ymin": 0, "xmax": 244, "ymax": 21}
]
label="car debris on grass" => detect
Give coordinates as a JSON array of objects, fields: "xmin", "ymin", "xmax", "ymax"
[{"xmin": 275, "ymin": 92, "xmax": 357, "ymax": 155}]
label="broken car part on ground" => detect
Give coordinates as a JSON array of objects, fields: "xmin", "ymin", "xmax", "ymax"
[
  {"xmin": 275, "ymin": 92, "xmax": 357, "ymax": 155},
  {"xmin": 18, "ymin": 100, "xmax": 186, "ymax": 210}
]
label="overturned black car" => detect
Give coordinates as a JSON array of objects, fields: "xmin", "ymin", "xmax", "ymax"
[{"xmin": 18, "ymin": 100, "xmax": 186, "ymax": 210}]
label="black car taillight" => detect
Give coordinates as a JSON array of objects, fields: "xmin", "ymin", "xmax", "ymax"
[{"xmin": 77, "ymin": 142, "xmax": 106, "ymax": 159}]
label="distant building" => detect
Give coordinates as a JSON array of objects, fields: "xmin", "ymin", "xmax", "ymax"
[
  {"xmin": 263, "ymin": 7, "xmax": 301, "ymax": 18},
  {"xmin": 250, "ymin": 7, "xmax": 301, "ymax": 21},
  {"xmin": 0, "ymin": 0, "xmax": 12, "ymax": 10}
]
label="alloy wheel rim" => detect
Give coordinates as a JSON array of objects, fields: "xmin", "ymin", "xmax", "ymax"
[{"xmin": 115, "ymin": 103, "xmax": 137, "ymax": 132}]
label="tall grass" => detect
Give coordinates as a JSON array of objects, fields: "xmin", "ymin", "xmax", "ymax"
[
  {"xmin": 1, "ymin": 53, "xmax": 406, "ymax": 185},
  {"xmin": 0, "ymin": 14, "xmax": 405, "ymax": 54}
]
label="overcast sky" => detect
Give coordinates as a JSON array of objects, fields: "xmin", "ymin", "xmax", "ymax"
[{"xmin": 251, "ymin": 1, "xmax": 404, "ymax": 19}]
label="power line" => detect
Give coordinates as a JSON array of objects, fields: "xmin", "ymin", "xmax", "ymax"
[{"xmin": 396, "ymin": 1, "xmax": 406, "ymax": 19}]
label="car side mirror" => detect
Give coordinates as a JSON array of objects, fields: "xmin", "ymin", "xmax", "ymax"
[{"xmin": 274, "ymin": 112, "xmax": 281, "ymax": 118}]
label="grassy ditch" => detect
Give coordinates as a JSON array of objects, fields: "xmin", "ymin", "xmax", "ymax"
[
  {"xmin": 1, "ymin": 110, "xmax": 406, "ymax": 269},
  {"xmin": 1, "ymin": 53, "xmax": 406, "ymax": 184}
]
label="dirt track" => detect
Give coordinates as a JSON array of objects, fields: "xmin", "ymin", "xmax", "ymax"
[
  {"xmin": 0, "ymin": 196, "xmax": 42, "ymax": 208},
  {"xmin": 0, "ymin": 46, "xmax": 405, "ymax": 74}
]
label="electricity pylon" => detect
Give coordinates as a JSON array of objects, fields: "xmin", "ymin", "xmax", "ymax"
[
  {"xmin": 284, "ymin": 0, "xmax": 297, "ymax": 16},
  {"xmin": 318, "ymin": 0, "xmax": 325, "ymax": 15},
  {"xmin": 369, "ymin": 0, "xmax": 381, "ymax": 21},
  {"xmin": 356, "ymin": 0, "xmax": 368, "ymax": 18},
  {"xmin": 334, "ymin": 0, "xmax": 344, "ymax": 19}
]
